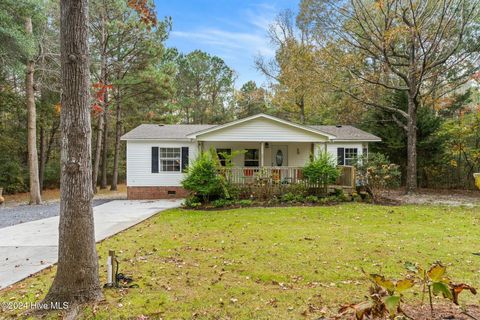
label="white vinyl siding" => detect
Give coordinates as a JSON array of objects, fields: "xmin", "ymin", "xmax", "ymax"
[
  {"xmin": 126, "ymin": 141, "xmax": 197, "ymax": 187},
  {"xmin": 197, "ymin": 117, "xmax": 329, "ymax": 142}
]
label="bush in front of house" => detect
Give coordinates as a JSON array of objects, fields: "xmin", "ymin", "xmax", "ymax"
[
  {"xmin": 302, "ymin": 153, "xmax": 340, "ymax": 195},
  {"xmin": 182, "ymin": 152, "xmax": 228, "ymax": 204},
  {"xmin": 183, "ymin": 195, "xmax": 202, "ymax": 208},
  {"xmin": 354, "ymin": 152, "xmax": 401, "ymax": 203}
]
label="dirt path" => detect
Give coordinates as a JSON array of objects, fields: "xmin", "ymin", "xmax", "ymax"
[{"xmin": 386, "ymin": 188, "xmax": 480, "ymax": 207}]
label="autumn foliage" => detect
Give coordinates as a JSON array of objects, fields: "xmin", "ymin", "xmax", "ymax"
[
  {"xmin": 127, "ymin": 0, "xmax": 157, "ymax": 29},
  {"xmin": 91, "ymin": 82, "xmax": 113, "ymax": 114}
]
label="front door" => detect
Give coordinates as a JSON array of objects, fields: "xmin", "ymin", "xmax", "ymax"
[{"xmin": 271, "ymin": 145, "xmax": 288, "ymax": 166}]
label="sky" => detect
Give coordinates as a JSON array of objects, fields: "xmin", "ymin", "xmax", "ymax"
[{"xmin": 154, "ymin": 0, "xmax": 299, "ymax": 88}]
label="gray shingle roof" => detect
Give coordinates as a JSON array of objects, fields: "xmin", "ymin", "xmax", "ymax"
[
  {"xmin": 310, "ymin": 125, "xmax": 381, "ymax": 141},
  {"xmin": 121, "ymin": 124, "xmax": 216, "ymax": 140},
  {"xmin": 121, "ymin": 122, "xmax": 380, "ymax": 142}
]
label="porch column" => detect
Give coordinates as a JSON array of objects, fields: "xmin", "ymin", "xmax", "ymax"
[{"xmin": 260, "ymin": 142, "xmax": 265, "ymax": 167}]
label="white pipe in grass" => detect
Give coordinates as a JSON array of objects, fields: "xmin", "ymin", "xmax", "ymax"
[{"xmin": 107, "ymin": 256, "xmax": 113, "ymax": 285}]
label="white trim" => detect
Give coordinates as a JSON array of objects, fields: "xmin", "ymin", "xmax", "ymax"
[
  {"xmin": 158, "ymin": 147, "xmax": 182, "ymax": 173},
  {"xmin": 331, "ymin": 139, "xmax": 381, "ymax": 142},
  {"xmin": 121, "ymin": 138, "xmax": 193, "ymax": 141},
  {"xmin": 186, "ymin": 113, "xmax": 337, "ymax": 140}
]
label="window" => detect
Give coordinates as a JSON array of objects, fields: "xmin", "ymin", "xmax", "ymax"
[
  {"xmin": 160, "ymin": 147, "xmax": 181, "ymax": 172},
  {"xmin": 337, "ymin": 147, "xmax": 358, "ymax": 165},
  {"xmin": 344, "ymin": 148, "xmax": 358, "ymax": 165},
  {"xmin": 216, "ymin": 148, "xmax": 231, "ymax": 166},
  {"xmin": 244, "ymin": 149, "xmax": 259, "ymax": 167}
]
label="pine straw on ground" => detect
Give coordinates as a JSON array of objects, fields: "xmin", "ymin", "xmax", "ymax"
[{"xmin": 1, "ymin": 184, "xmax": 127, "ymax": 207}]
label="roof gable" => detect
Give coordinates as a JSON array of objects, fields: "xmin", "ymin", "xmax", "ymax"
[{"xmin": 187, "ymin": 114, "xmax": 336, "ymax": 141}]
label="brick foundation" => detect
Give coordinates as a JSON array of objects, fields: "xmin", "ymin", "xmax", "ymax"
[{"xmin": 127, "ymin": 186, "xmax": 190, "ymax": 200}]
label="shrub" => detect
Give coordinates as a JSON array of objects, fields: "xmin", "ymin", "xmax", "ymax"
[
  {"xmin": 236, "ymin": 199, "xmax": 253, "ymax": 207},
  {"xmin": 354, "ymin": 153, "xmax": 401, "ymax": 203},
  {"xmin": 330, "ymin": 187, "xmax": 344, "ymax": 197},
  {"xmin": 285, "ymin": 183, "xmax": 310, "ymax": 196},
  {"xmin": 181, "ymin": 152, "xmax": 226, "ymax": 203},
  {"xmin": 305, "ymin": 195, "xmax": 319, "ymax": 203},
  {"xmin": 211, "ymin": 199, "xmax": 233, "ymax": 208},
  {"xmin": 183, "ymin": 196, "xmax": 202, "ymax": 208},
  {"xmin": 281, "ymin": 192, "xmax": 296, "ymax": 202},
  {"xmin": 0, "ymin": 160, "xmax": 27, "ymax": 194},
  {"xmin": 302, "ymin": 153, "xmax": 340, "ymax": 195},
  {"xmin": 280, "ymin": 192, "xmax": 305, "ymax": 203}
]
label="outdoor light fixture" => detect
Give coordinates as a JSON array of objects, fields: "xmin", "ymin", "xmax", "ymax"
[
  {"xmin": 297, "ymin": 148, "xmax": 300, "ymax": 155},
  {"xmin": 265, "ymin": 142, "xmax": 269, "ymax": 148}
]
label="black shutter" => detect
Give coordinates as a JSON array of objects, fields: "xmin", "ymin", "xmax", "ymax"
[
  {"xmin": 337, "ymin": 148, "xmax": 345, "ymax": 165},
  {"xmin": 181, "ymin": 147, "xmax": 189, "ymax": 172},
  {"xmin": 151, "ymin": 147, "xmax": 159, "ymax": 173}
]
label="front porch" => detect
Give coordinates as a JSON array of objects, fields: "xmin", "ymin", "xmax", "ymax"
[
  {"xmin": 199, "ymin": 141, "xmax": 356, "ymax": 192},
  {"xmin": 219, "ymin": 165, "xmax": 356, "ymax": 191}
]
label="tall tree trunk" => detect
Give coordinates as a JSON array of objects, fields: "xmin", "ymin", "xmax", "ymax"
[
  {"xmin": 43, "ymin": 0, "xmax": 102, "ymax": 304},
  {"xmin": 110, "ymin": 88, "xmax": 121, "ymax": 191},
  {"xmin": 25, "ymin": 17, "xmax": 42, "ymax": 205},
  {"xmin": 92, "ymin": 10, "xmax": 107, "ymax": 194},
  {"xmin": 405, "ymin": 95, "xmax": 418, "ymax": 194},
  {"xmin": 297, "ymin": 95, "xmax": 305, "ymax": 124},
  {"xmin": 92, "ymin": 115, "xmax": 103, "ymax": 193},
  {"xmin": 41, "ymin": 122, "xmax": 60, "ymax": 190},
  {"xmin": 39, "ymin": 126, "xmax": 46, "ymax": 191},
  {"xmin": 100, "ymin": 103, "xmax": 108, "ymax": 189},
  {"xmin": 405, "ymin": 28, "xmax": 418, "ymax": 195}
]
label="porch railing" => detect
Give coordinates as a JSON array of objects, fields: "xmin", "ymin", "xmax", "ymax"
[{"xmin": 219, "ymin": 166, "xmax": 355, "ymax": 188}]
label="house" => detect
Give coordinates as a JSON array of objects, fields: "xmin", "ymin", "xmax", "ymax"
[{"xmin": 121, "ymin": 113, "xmax": 381, "ymax": 199}]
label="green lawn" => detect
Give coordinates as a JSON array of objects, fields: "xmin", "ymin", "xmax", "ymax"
[{"xmin": 1, "ymin": 203, "xmax": 480, "ymax": 319}]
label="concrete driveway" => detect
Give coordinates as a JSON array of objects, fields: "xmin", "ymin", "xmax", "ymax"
[{"xmin": 0, "ymin": 199, "xmax": 182, "ymax": 289}]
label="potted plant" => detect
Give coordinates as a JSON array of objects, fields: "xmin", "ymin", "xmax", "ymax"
[{"xmin": 474, "ymin": 173, "xmax": 480, "ymax": 190}]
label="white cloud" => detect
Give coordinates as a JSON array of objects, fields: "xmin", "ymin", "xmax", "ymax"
[
  {"xmin": 172, "ymin": 28, "xmax": 275, "ymax": 58},
  {"xmin": 245, "ymin": 2, "xmax": 278, "ymax": 32},
  {"xmin": 169, "ymin": 1, "xmax": 283, "ymax": 86},
  {"xmin": 171, "ymin": 1, "xmax": 280, "ymax": 59}
]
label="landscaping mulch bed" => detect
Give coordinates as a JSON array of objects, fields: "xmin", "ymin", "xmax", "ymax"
[{"xmin": 188, "ymin": 200, "xmax": 347, "ymax": 210}]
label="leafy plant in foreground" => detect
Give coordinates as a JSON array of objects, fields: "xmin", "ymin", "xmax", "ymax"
[
  {"xmin": 405, "ymin": 261, "xmax": 477, "ymax": 315},
  {"xmin": 339, "ymin": 272, "xmax": 414, "ymax": 319},
  {"xmin": 339, "ymin": 262, "xmax": 477, "ymax": 320}
]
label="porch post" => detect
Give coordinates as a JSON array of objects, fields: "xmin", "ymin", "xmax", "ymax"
[{"xmin": 260, "ymin": 142, "xmax": 265, "ymax": 167}]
